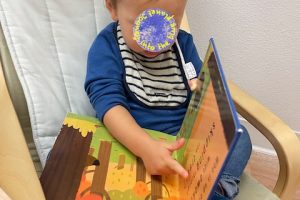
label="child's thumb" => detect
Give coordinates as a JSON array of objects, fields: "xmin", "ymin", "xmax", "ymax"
[{"xmin": 167, "ymin": 138, "xmax": 185, "ymax": 152}]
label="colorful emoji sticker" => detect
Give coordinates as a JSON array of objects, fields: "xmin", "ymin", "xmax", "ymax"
[{"xmin": 133, "ymin": 8, "xmax": 177, "ymax": 52}]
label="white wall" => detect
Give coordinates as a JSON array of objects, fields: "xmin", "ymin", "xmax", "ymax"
[{"xmin": 186, "ymin": 0, "xmax": 300, "ymax": 153}]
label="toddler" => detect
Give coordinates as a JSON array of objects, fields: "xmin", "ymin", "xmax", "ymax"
[{"xmin": 85, "ymin": 0, "xmax": 252, "ymax": 199}]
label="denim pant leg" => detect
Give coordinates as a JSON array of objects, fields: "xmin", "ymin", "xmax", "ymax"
[{"xmin": 211, "ymin": 125, "xmax": 252, "ymax": 200}]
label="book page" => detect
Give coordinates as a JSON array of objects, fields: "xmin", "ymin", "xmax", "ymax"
[
  {"xmin": 176, "ymin": 44, "xmax": 237, "ymax": 200},
  {"xmin": 76, "ymin": 123, "xmax": 179, "ymax": 200},
  {"xmin": 44, "ymin": 113, "xmax": 181, "ymax": 200}
]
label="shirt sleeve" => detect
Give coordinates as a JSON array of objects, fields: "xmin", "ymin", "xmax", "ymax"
[
  {"xmin": 178, "ymin": 30, "xmax": 203, "ymax": 76},
  {"xmin": 84, "ymin": 32, "xmax": 129, "ymax": 122}
]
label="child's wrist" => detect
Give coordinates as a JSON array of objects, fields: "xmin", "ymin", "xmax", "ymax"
[{"xmin": 134, "ymin": 135, "xmax": 156, "ymax": 158}]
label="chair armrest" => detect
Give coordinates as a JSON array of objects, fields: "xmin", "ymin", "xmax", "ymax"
[
  {"xmin": 228, "ymin": 81, "xmax": 300, "ymax": 200},
  {"xmin": 0, "ymin": 188, "xmax": 11, "ymax": 200},
  {"xmin": 0, "ymin": 62, "xmax": 45, "ymax": 200}
]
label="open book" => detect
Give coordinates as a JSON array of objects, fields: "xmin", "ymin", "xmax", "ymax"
[{"xmin": 40, "ymin": 39, "xmax": 243, "ymax": 200}]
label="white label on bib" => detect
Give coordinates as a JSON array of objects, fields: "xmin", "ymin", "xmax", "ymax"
[{"xmin": 183, "ymin": 62, "xmax": 197, "ymax": 80}]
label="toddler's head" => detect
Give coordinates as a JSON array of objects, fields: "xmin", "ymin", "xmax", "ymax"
[{"xmin": 105, "ymin": 0, "xmax": 187, "ymax": 57}]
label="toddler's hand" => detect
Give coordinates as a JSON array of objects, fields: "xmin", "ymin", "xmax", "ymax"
[
  {"xmin": 188, "ymin": 78, "xmax": 202, "ymax": 91},
  {"xmin": 140, "ymin": 138, "xmax": 188, "ymax": 179}
]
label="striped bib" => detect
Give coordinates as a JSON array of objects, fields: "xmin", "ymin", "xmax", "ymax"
[{"xmin": 117, "ymin": 24, "xmax": 188, "ymax": 107}]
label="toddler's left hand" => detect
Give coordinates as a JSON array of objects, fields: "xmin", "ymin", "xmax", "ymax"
[{"xmin": 188, "ymin": 78, "xmax": 202, "ymax": 91}]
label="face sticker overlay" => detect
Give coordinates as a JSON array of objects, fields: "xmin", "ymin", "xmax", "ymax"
[{"xmin": 133, "ymin": 8, "xmax": 177, "ymax": 52}]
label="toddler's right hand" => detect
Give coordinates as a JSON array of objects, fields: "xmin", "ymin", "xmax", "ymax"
[{"xmin": 139, "ymin": 138, "xmax": 188, "ymax": 179}]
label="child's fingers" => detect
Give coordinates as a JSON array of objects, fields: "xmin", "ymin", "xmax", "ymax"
[
  {"xmin": 188, "ymin": 80, "xmax": 197, "ymax": 91},
  {"xmin": 166, "ymin": 138, "xmax": 185, "ymax": 152},
  {"xmin": 189, "ymin": 79, "xmax": 202, "ymax": 91},
  {"xmin": 168, "ymin": 158, "xmax": 188, "ymax": 178}
]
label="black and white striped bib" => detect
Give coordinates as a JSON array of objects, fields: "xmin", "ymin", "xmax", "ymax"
[{"xmin": 117, "ymin": 25, "xmax": 188, "ymax": 107}]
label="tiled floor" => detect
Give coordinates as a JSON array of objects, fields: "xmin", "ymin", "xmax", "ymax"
[{"xmin": 245, "ymin": 150, "xmax": 300, "ymax": 200}]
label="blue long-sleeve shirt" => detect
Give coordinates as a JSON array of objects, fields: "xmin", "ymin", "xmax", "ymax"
[{"xmin": 85, "ymin": 22, "xmax": 202, "ymax": 135}]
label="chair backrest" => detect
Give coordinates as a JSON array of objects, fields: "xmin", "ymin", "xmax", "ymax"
[{"xmin": 0, "ymin": 0, "xmax": 112, "ymax": 166}]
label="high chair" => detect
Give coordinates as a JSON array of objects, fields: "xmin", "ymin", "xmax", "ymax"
[{"xmin": 0, "ymin": 1, "xmax": 299, "ymax": 199}]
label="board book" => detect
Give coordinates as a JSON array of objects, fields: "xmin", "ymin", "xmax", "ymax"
[{"xmin": 40, "ymin": 39, "xmax": 243, "ymax": 200}]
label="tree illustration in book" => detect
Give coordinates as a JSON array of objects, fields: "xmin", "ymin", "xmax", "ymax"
[
  {"xmin": 40, "ymin": 40, "xmax": 238, "ymax": 200},
  {"xmin": 41, "ymin": 113, "xmax": 180, "ymax": 200}
]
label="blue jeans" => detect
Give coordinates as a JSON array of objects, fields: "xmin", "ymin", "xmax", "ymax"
[{"xmin": 211, "ymin": 125, "xmax": 252, "ymax": 200}]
